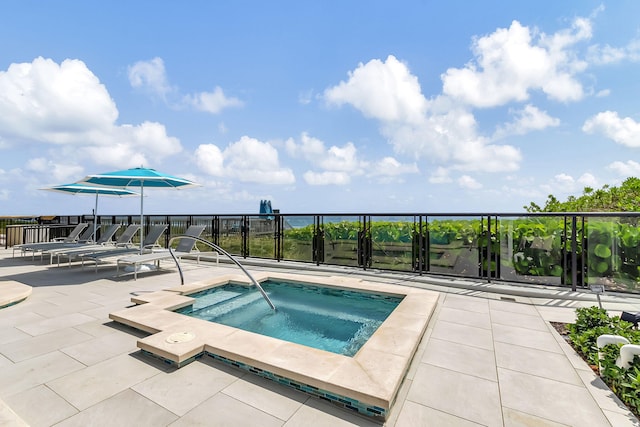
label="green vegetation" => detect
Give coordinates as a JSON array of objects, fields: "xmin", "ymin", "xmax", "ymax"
[
  {"xmin": 275, "ymin": 215, "xmax": 640, "ymax": 290},
  {"xmin": 525, "ymin": 177, "xmax": 640, "ymax": 212},
  {"xmin": 568, "ymin": 307, "xmax": 640, "ymax": 416}
]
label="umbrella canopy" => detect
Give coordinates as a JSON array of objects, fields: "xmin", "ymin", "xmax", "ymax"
[
  {"xmin": 80, "ymin": 167, "xmax": 199, "ymax": 253},
  {"xmin": 42, "ymin": 183, "xmax": 139, "ymax": 240}
]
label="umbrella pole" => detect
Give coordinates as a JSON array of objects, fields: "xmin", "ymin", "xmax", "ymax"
[
  {"xmin": 94, "ymin": 193, "xmax": 99, "ymax": 242},
  {"xmin": 140, "ymin": 183, "xmax": 144, "ymax": 254}
]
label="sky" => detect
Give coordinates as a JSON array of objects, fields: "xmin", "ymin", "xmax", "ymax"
[{"xmin": 1, "ymin": 1, "xmax": 639, "ymax": 216}]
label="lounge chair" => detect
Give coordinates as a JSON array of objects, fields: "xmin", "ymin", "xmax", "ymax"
[
  {"xmin": 46, "ymin": 224, "xmax": 135, "ymax": 266},
  {"xmin": 79, "ymin": 224, "xmax": 168, "ymax": 272},
  {"xmin": 116, "ymin": 225, "xmax": 210, "ymax": 280},
  {"xmin": 13, "ymin": 223, "xmax": 91, "ymax": 260}
]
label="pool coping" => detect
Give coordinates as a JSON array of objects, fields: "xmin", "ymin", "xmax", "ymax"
[
  {"xmin": 0, "ymin": 280, "xmax": 32, "ymax": 309},
  {"xmin": 109, "ymin": 272, "xmax": 439, "ymax": 420}
]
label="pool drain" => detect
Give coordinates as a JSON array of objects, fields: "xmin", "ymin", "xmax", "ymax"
[{"xmin": 166, "ymin": 331, "xmax": 195, "ymax": 343}]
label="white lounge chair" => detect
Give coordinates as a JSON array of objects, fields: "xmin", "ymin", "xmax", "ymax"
[
  {"xmin": 47, "ymin": 224, "xmax": 138, "ymax": 266},
  {"xmin": 116, "ymin": 225, "xmax": 211, "ymax": 280},
  {"xmin": 79, "ymin": 224, "xmax": 168, "ymax": 272},
  {"xmin": 13, "ymin": 223, "xmax": 91, "ymax": 260}
]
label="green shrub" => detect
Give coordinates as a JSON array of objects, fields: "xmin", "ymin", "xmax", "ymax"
[
  {"xmin": 598, "ymin": 345, "xmax": 640, "ymax": 417},
  {"xmin": 568, "ymin": 306, "xmax": 640, "ymax": 365},
  {"xmin": 568, "ymin": 306, "xmax": 640, "ymax": 416}
]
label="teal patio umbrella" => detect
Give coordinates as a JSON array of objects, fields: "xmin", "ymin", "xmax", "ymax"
[
  {"xmin": 80, "ymin": 167, "xmax": 199, "ymax": 253},
  {"xmin": 42, "ymin": 183, "xmax": 139, "ymax": 241}
]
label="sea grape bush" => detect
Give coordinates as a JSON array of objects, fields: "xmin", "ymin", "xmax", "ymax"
[
  {"xmin": 280, "ymin": 216, "xmax": 640, "ymax": 291},
  {"xmin": 568, "ymin": 307, "xmax": 640, "ymax": 417}
]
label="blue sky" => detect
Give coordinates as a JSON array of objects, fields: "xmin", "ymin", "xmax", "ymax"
[{"xmin": 1, "ymin": 1, "xmax": 639, "ymax": 215}]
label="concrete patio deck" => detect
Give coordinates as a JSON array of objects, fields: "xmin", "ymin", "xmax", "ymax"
[{"xmin": 1, "ymin": 247, "xmax": 640, "ymax": 426}]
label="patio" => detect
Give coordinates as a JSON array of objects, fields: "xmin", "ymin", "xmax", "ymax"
[{"xmin": 1, "ymin": 248, "xmax": 640, "ymax": 426}]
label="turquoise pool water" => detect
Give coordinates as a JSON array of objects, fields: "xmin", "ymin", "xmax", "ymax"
[{"xmin": 177, "ymin": 280, "xmax": 403, "ymax": 356}]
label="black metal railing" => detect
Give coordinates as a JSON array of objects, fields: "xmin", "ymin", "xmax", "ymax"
[{"xmin": 5, "ymin": 212, "xmax": 640, "ymax": 294}]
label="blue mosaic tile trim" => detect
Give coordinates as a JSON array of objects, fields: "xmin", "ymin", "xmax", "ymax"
[
  {"xmin": 140, "ymin": 349, "xmax": 202, "ymax": 368},
  {"xmin": 205, "ymin": 352, "xmax": 388, "ymax": 421},
  {"xmin": 0, "ymin": 299, "xmax": 26, "ymax": 309},
  {"xmin": 138, "ymin": 348, "xmax": 390, "ymax": 420}
]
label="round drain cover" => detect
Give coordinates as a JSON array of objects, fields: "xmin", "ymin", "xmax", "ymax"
[{"xmin": 166, "ymin": 331, "xmax": 195, "ymax": 343}]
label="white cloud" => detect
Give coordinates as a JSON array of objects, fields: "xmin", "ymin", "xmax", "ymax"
[
  {"xmin": 595, "ymin": 89, "xmax": 610, "ymax": 98},
  {"xmin": 303, "ymin": 171, "xmax": 350, "ymax": 186},
  {"xmin": 369, "ymin": 157, "xmax": 419, "ymax": 176},
  {"xmin": 194, "ymin": 136, "xmax": 295, "ymax": 185},
  {"xmin": 0, "ymin": 57, "xmax": 183, "ymax": 169},
  {"xmin": 324, "ymin": 57, "xmax": 521, "ymax": 173},
  {"xmin": 128, "ymin": 57, "xmax": 242, "ymax": 115},
  {"xmin": 428, "ymin": 167, "xmax": 452, "ymax": 184},
  {"xmin": 286, "ymin": 133, "xmax": 369, "ymax": 180},
  {"xmin": 609, "ymin": 160, "xmax": 640, "ymax": 177},
  {"xmin": 194, "ymin": 144, "xmax": 224, "ymax": 176},
  {"xmin": 587, "ymin": 44, "xmax": 627, "ymax": 64},
  {"xmin": 442, "ymin": 18, "xmax": 589, "ymax": 107},
  {"xmin": 554, "ymin": 173, "xmax": 575, "ymax": 186},
  {"xmin": 494, "ymin": 104, "xmax": 560, "ymax": 138},
  {"xmin": 26, "ymin": 158, "xmax": 84, "ymax": 183},
  {"xmin": 324, "ymin": 55, "xmax": 428, "ymax": 124},
  {"xmin": 451, "ymin": 140, "xmax": 521, "ymax": 172},
  {"xmin": 285, "ymin": 133, "xmax": 325, "ymax": 160},
  {"xmin": 582, "ymin": 111, "xmax": 640, "ymax": 147},
  {"xmin": 128, "ymin": 57, "xmax": 172, "ymax": 98},
  {"xmin": 287, "ymin": 133, "xmax": 418, "ymax": 185},
  {"xmin": 458, "ymin": 175, "xmax": 482, "ymax": 189},
  {"xmin": 183, "ymin": 86, "xmax": 243, "ymax": 114},
  {"xmin": 0, "ymin": 57, "xmax": 118, "ymax": 143},
  {"xmin": 539, "ymin": 172, "xmax": 599, "ymax": 196},
  {"xmin": 319, "ymin": 143, "xmax": 363, "ymax": 172},
  {"xmin": 82, "ymin": 121, "xmax": 182, "ymax": 168},
  {"xmin": 587, "ymin": 37, "xmax": 640, "ymax": 64},
  {"xmin": 577, "ymin": 172, "xmax": 597, "ymax": 187},
  {"xmin": 298, "ymin": 89, "xmax": 313, "ymax": 105}
]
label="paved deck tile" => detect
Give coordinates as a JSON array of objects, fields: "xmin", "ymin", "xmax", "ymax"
[
  {"xmin": 168, "ymin": 393, "xmax": 283, "ymax": 427},
  {"xmin": 394, "ymin": 401, "xmax": 483, "ymax": 426},
  {"xmin": 0, "ymin": 351, "xmax": 85, "ymax": 398},
  {"xmin": 498, "ymin": 368, "xmax": 611, "ymax": 426},
  {"xmin": 3, "ymin": 384, "xmax": 78, "ymax": 427},
  {"xmin": 60, "ymin": 330, "xmax": 140, "ymax": 365},
  {"xmin": 132, "ymin": 357, "xmax": 242, "ymax": 416},
  {"xmin": 55, "ymin": 389, "xmax": 178, "ymax": 427},
  {"xmin": 47, "ymin": 353, "xmax": 164, "ymax": 410},
  {"xmin": 421, "ymin": 337, "xmax": 498, "ymax": 381},
  {"xmin": 222, "ymin": 373, "xmax": 308, "ymax": 421},
  {"xmin": 436, "ymin": 306, "xmax": 492, "ymax": 329},
  {"xmin": 431, "ymin": 320, "xmax": 494, "ymax": 350},
  {"xmin": 1, "ymin": 249, "xmax": 640, "ymax": 426},
  {"xmin": 494, "ymin": 341, "xmax": 583, "ymax": 385},
  {"xmin": 0, "ymin": 327, "xmax": 93, "ymax": 362},
  {"xmin": 492, "ymin": 323, "xmax": 563, "ymax": 353},
  {"xmin": 407, "ymin": 363, "xmax": 502, "ymax": 426}
]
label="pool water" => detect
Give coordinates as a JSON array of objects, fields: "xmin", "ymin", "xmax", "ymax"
[{"xmin": 177, "ymin": 280, "xmax": 403, "ymax": 356}]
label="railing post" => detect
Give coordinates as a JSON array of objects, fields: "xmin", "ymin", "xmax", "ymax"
[
  {"xmin": 313, "ymin": 215, "xmax": 324, "ymax": 265},
  {"xmin": 273, "ymin": 211, "xmax": 281, "ymax": 261},
  {"xmin": 356, "ymin": 215, "xmax": 372, "ymax": 269},
  {"xmin": 242, "ymin": 215, "xmax": 249, "ymax": 258},
  {"xmin": 571, "ymin": 215, "xmax": 578, "ymax": 292},
  {"xmin": 212, "ymin": 216, "xmax": 219, "ymax": 246}
]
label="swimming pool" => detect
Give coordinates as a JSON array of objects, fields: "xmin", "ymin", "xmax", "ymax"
[
  {"xmin": 110, "ymin": 272, "xmax": 438, "ymax": 421},
  {"xmin": 176, "ymin": 280, "xmax": 403, "ymax": 356}
]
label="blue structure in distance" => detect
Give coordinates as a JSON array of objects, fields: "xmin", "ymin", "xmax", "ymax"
[{"xmin": 259, "ymin": 200, "xmax": 274, "ymax": 220}]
